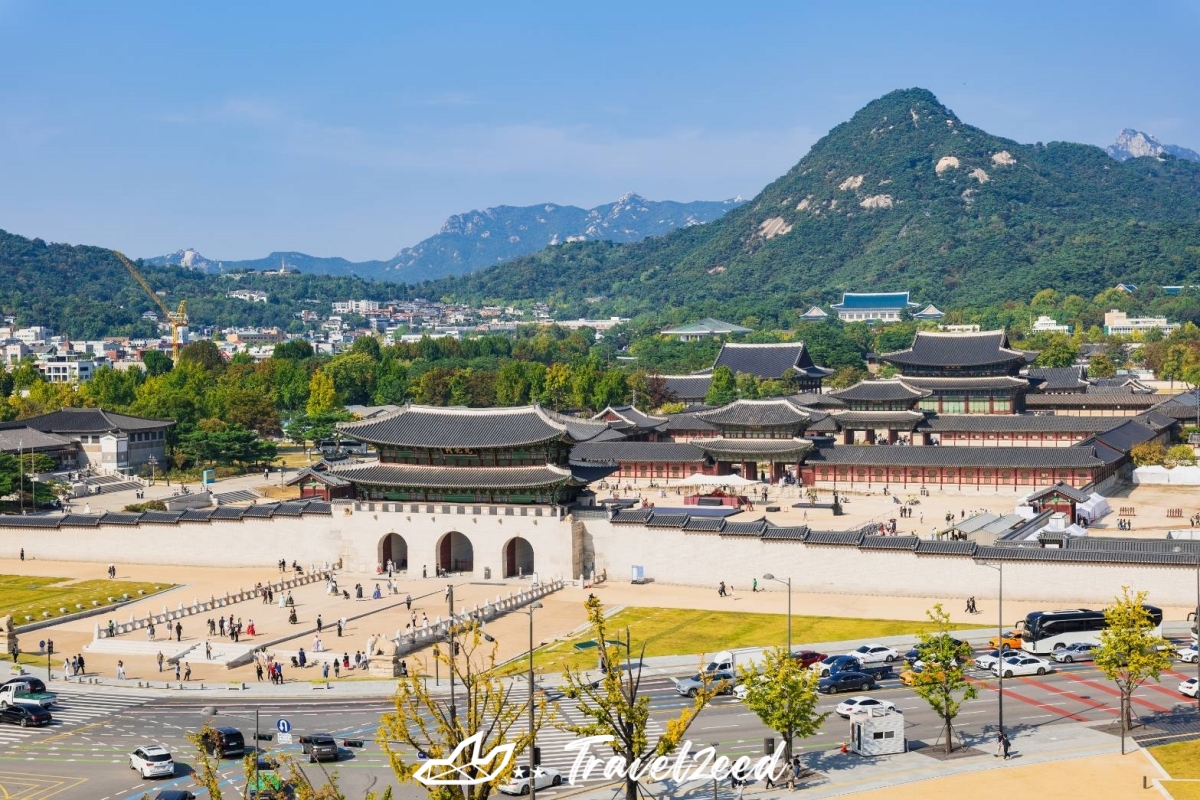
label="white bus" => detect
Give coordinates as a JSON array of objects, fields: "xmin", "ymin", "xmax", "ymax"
[{"xmin": 1019, "ymin": 605, "xmax": 1163, "ymax": 655}]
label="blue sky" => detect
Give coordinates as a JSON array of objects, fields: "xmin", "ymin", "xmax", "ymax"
[{"xmin": 1, "ymin": 1, "xmax": 1198, "ymax": 261}]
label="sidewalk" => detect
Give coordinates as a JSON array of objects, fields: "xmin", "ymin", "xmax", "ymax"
[{"xmin": 558, "ymin": 722, "xmax": 1149, "ymax": 800}]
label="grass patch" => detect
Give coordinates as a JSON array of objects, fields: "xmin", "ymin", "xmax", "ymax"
[
  {"xmin": 522, "ymin": 607, "xmax": 950, "ymax": 675},
  {"xmin": 255, "ymin": 484, "xmax": 303, "ymax": 500},
  {"xmin": 0, "ymin": 575, "xmax": 175, "ymax": 625},
  {"xmin": 1167, "ymin": 785, "xmax": 1200, "ymax": 800},
  {"xmin": 1154, "ymin": 740, "xmax": 1200, "ymax": 781}
]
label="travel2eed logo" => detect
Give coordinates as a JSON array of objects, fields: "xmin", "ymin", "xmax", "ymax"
[{"xmin": 412, "ymin": 732, "xmax": 787, "ymax": 787}]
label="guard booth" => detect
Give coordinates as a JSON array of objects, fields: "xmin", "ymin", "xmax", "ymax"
[{"xmin": 848, "ymin": 708, "xmax": 905, "ymax": 756}]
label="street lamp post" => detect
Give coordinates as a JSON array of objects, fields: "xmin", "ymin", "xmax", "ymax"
[
  {"xmin": 148, "ymin": 455, "xmax": 158, "ymax": 486},
  {"xmin": 762, "ymin": 573, "xmax": 793, "ymax": 761},
  {"xmin": 447, "ymin": 584, "xmax": 456, "ymax": 727},
  {"xmin": 977, "ymin": 561, "xmax": 1004, "ymax": 739},
  {"xmin": 711, "ymin": 742, "xmax": 721, "ymax": 800},
  {"xmin": 202, "ymin": 706, "xmax": 261, "ymax": 796},
  {"xmin": 519, "ymin": 603, "xmax": 544, "ymax": 800}
]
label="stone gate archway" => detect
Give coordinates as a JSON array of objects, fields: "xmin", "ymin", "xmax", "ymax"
[
  {"xmin": 437, "ymin": 531, "xmax": 474, "ymax": 575},
  {"xmin": 379, "ymin": 533, "xmax": 408, "ymax": 571},
  {"xmin": 502, "ymin": 536, "xmax": 535, "ymax": 578}
]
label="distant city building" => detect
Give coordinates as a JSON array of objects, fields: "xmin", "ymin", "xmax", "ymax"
[
  {"xmin": 1102, "ymin": 309, "xmax": 1179, "ymax": 336},
  {"xmin": 551, "ymin": 317, "xmax": 630, "ymax": 332},
  {"xmin": 798, "ymin": 306, "xmax": 829, "ymax": 322},
  {"xmin": 36, "ymin": 354, "xmax": 99, "ymax": 383},
  {"xmin": 661, "ymin": 317, "xmax": 753, "ymax": 341},
  {"xmin": 830, "ymin": 292, "xmax": 918, "ymax": 322},
  {"xmin": 21, "ymin": 407, "xmax": 173, "ymax": 472},
  {"xmin": 14, "ymin": 326, "xmax": 52, "ymax": 344},
  {"xmin": 224, "ymin": 327, "xmax": 286, "ymax": 345},
  {"xmin": 332, "ymin": 299, "xmax": 382, "ymax": 315},
  {"xmin": 913, "ymin": 304, "xmax": 945, "ymax": 321},
  {"xmin": 1032, "ymin": 315, "xmax": 1071, "ymax": 333},
  {"xmin": 228, "ymin": 289, "xmax": 269, "ymax": 303}
]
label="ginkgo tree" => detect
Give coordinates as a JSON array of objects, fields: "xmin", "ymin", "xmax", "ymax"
[
  {"xmin": 379, "ymin": 621, "xmax": 548, "ymax": 800},
  {"xmin": 736, "ymin": 646, "xmax": 828, "ymax": 768},
  {"xmin": 1094, "ymin": 586, "xmax": 1172, "ymax": 754},
  {"xmin": 908, "ymin": 604, "xmax": 978, "ymax": 754},
  {"xmin": 559, "ymin": 596, "xmax": 715, "ymax": 800}
]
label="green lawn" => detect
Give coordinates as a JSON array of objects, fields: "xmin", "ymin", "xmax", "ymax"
[
  {"xmin": 0, "ymin": 574, "xmax": 174, "ymax": 625},
  {"xmin": 521, "ymin": 607, "xmax": 950, "ymax": 675},
  {"xmin": 1151, "ymin": 740, "xmax": 1200, "ymax": 799}
]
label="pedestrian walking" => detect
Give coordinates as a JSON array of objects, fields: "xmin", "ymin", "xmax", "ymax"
[
  {"xmin": 219, "ymin": 617, "xmax": 226, "ymax": 637},
  {"xmin": 157, "ymin": 651, "xmax": 164, "ymax": 672},
  {"xmin": 205, "ymin": 641, "xmax": 212, "ymax": 660},
  {"xmin": 147, "ymin": 622, "xmax": 155, "ymax": 641},
  {"xmin": 322, "ymin": 662, "xmax": 329, "ymax": 679},
  {"xmin": 316, "ymin": 615, "xmax": 323, "ymax": 634},
  {"xmin": 256, "ymin": 662, "xmax": 264, "ymax": 682},
  {"xmin": 336, "ymin": 620, "xmax": 343, "ymax": 638},
  {"xmin": 718, "ymin": 581, "xmax": 726, "ymax": 597},
  {"xmin": 174, "ymin": 662, "xmax": 180, "ymax": 681},
  {"xmin": 19, "ymin": 548, "xmax": 23, "ymax": 561},
  {"xmin": 175, "ymin": 621, "xmax": 183, "ymax": 642},
  {"xmin": 751, "ymin": 578, "xmax": 758, "ymax": 593},
  {"xmin": 183, "ymin": 663, "xmax": 192, "ymax": 681},
  {"xmin": 333, "ymin": 659, "xmax": 340, "ymax": 678},
  {"xmin": 405, "ymin": 593, "xmax": 412, "ymax": 610},
  {"xmin": 116, "ymin": 660, "xmax": 126, "ymax": 680}
]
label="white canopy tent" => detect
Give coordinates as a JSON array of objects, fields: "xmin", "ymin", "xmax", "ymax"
[
  {"xmin": 676, "ymin": 473, "xmax": 759, "ymax": 488},
  {"xmin": 1077, "ymin": 493, "xmax": 1112, "ymax": 523}
]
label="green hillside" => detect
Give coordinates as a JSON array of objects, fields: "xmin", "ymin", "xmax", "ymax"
[{"xmin": 418, "ymin": 88, "xmax": 1200, "ymax": 323}]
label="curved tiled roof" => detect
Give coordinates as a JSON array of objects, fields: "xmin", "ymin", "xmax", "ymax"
[
  {"xmin": 695, "ymin": 398, "xmax": 810, "ymax": 427},
  {"xmin": 694, "ymin": 437, "xmax": 813, "ymax": 460},
  {"xmin": 22, "ymin": 408, "xmax": 174, "ymax": 434},
  {"xmin": 571, "ymin": 441, "xmax": 709, "ymax": 464},
  {"xmin": 804, "ymin": 444, "xmax": 1103, "ymax": 468},
  {"xmin": 712, "ymin": 342, "xmax": 831, "ymax": 381},
  {"xmin": 337, "ymin": 404, "xmax": 601, "ymax": 448},
  {"xmin": 898, "ymin": 375, "xmax": 1030, "ymax": 391},
  {"xmin": 829, "ymin": 410, "xmax": 926, "ymax": 427},
  {"xmin": 883, "ymin": 330, "xmax": 1027, "ymax": 369},
  {"xmin": 1027, "ymin": 366, "xmax": 1089, "ymax": 392},
  {"xmin": 920, "ymin": 415, "xmax": 1125, "ymax": 433},
  {"xmin": 829, "ymin": 380, "xmax": 930, "ymax": 402},
  {"xmin": 659, "ymin": 375, "xmax": 713, "ymax": 401},
  {"xmin": 330, "ymin": 462, "xmax": 579, "ymax": 489},
  {"xmin": 1025, "ymin": 393, "xmax": 1162, "ymax": 409}
]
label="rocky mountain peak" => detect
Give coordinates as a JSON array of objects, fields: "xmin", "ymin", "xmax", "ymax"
[{"xmin": 1107, "ymin": 129, "xmax": 1200, "ymax": 162}]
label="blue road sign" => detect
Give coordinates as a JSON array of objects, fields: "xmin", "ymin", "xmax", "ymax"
[{"xmin": 276, "ymin": 719, "xmax": 291, "ymax": 734}]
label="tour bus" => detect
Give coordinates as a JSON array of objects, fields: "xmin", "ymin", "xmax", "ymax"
[{"xmin": 1019, "ymin": 605, "xmax": 1164, "ymax": 654}]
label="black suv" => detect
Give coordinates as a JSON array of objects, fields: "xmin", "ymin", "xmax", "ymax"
[
  {"xmin": 203, "ymin": 726, "xmax": 245, "ymax": 758},
  {"xmin": 300, "ymin": 733, "xmax": 339, "ymax": 763}
]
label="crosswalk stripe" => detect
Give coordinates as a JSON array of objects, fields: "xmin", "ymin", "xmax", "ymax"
[{"xmin": 0, "ymin": 691, "xmax": 146, "ymax": 748}]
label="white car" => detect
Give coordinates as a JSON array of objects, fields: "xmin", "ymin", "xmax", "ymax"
[
  {"xmin": 974, "ymin": 649, "xmax": 1020, "ymax": 671},
  {"xmin": 499, "ymin": 766, "xmax": 563, "ymax": 795},
  {"xmin": 834, "ymin": 695, "xmax": 897, "ymax": 718},
  {"xmin": 129, "ymin": 745, "xmax": 175, "ymax": 779},
  {"xmin": 845, "ymin": 644, "xmax": 899, "ymax": 664},
  {"xmin": 992, "ymin": 655, "xmax": 1052, "ymax": 678},
  {"xmin": 1177, "ymin": 644, "xmax": 1198, "ymax": 664},
  {"xmin": 1180, "ymin": 678, "xmax": 1198, "ymax": 699}
]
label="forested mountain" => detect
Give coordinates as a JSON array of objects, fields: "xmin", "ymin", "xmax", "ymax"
[
  {"xmin": 1107, "ymin": 129, "xmax": 1200, "ymax": 163},
  {"xmin": 0, "ymin": 230, "xmax": 405, "ymax": 339},
  {"xmin": 149, "ymin": 193, "xmax": 739, "ymax": 281},
  {"xmin": 419, "ymin": 88, "xmax": 1200, "ymax": 325}
]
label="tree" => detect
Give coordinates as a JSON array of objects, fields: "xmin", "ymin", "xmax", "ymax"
[
  {"xmin": 178, "ymin": 340, "xmax": 226, "ymax": 373},
  {"xmin": 1130, "ymin": 442, "xmax": 1166, "ymax": 467},
  {"xmin": 1093, "ymin": 587, "xmax": 1173, "ymax": 753},
  {"xmin": 306, "ymin": 370, "xmax": 342, "ymax": 416},
  {"xmin": 1088, "ymin": 353, "xmax": 1117, "ymax": 378},
  {"xmin": 1035, "ymin": 334, "xmax": 1079, "ymax": 368},
  {"xmin": 907, "ymin": 604, "xmax": 978, "ymax": 754},
  {"xmin": 1165, "ymin": 444, "xmax": 1197, "ymax": 467},
  {"xmin": 560, "ymin": 596, "xmax": 713, "ymax": 800},
  {"xmin": 705, "ymin": 365, "xmax": 736, "ymax": 406},
  {"xmin": 273, "ymin": 339, "xmax": 315, "ymax": 361},
  {"xmin": 379, "ymin": 620, "xmax": 541, "ymax": 800},
  {"xmin": 736, "ymin": 646, "xmax": 828, "ymax": 765},
  {"xmin": 142, "ymin": 349, "xmax": 173, "ymax": 375}
]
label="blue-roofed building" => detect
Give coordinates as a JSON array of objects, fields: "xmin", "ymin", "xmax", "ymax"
[{"xmin": 830, "ymin": 292, "xmax": 919, "ymax": 322}]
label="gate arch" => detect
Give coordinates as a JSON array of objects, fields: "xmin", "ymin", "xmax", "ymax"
[
  {"xmin": 379, "ymin": 533, "xmax": 408, "ymax": 571},
  {"xmin": 437, "ymin": 531, "xmax": 474, "ymax": 575},
  {"xmin": 502, "ymin": 537, "xmax": 535, "ymax": 578}
]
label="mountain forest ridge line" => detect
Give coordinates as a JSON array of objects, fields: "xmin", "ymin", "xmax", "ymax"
[
  {"xmin": 147, "ymin": 192, "xmax": 744, "ymax": 282},
  {"xmin": 6, "ymin": 87, "xmax": 1200, "ymax": 342}
]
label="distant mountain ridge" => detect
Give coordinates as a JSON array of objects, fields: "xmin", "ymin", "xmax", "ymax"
[
  {"xmin": 420, "ymin": 88, "xmax": 1200, "ymax": 322},
  {"xmin": 1107, "ymin": 128, "xmax": 1200, "ymax": 162},
  {"xmin": 149, "ymin": 193, "xmax": 742, "ymax": 280}
]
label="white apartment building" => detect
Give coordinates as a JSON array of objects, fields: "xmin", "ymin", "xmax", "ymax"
[
  {"xmin": 332, "ymin": 299, "xmax": 381, "ymax": 315},
  {"xmin": 15, "ymin": 326, "xmax": 52, "ymax": 344},
  {"xmin": 1032, "ymin": 315, "xmax": 1071, "ymax": 333},
  {"xmin": 36, "ymin": 355, "xmax": 100, "ymax": 383},
  {"xmin": 1103, "ymin": 309, "xmax": 1180, "ymax": 336}
]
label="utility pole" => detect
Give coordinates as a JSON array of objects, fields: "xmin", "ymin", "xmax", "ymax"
[{"xmin": 447, "ymin": 583, "xmax": 456, "ymax": 728}]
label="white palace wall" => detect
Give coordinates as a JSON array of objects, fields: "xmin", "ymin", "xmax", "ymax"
[{"xmin": 3, "ymin": 504, "xmax": 1197, "ymax": 608}]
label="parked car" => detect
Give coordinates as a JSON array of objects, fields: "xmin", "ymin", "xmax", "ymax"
[
  {"xmin": 989, "ymin": 631, "xmax": 1023, "ymax": 650},
  {"xmin": 974, "ymin": 649, "xmax": 1021, "ymax": 671},
  {"xmin": 791, "ymin": 650, "xmax": 827, "ymax": 668},
  {"xmin": 201, "ymin": 726, "xmax": 245, "ymax": 759},
  {"xmin": 0, "ymin": 682, "xmax": 56, "ymax": 709},
  {"xmin": 992, "ymin": 655, "xmax": 1052, "ymax": 678},
  {"xmin": 1051, "ymin": 643, "xmax": 1096, "ymax": 664},
  {"xmin": 899, "ymin": 665, "xmax": 945, "ymax": 686},
  {"xmin": 499, "ymin": 766, "xmax": 564, "ymax": 795},
  {"xmin": 0, "ymin": 704, "xmax": 51, "ymax": 727},
  {"xmin": 703, "ymin": 651, "xmax": 735, "ymax": 674},
  {"xmin": 1177, "ymin": 644, "xmax": 1199, "ymax": 664},
  {"xmin": 1180, "ymin": 678, "xmax": 1198, "ymax": 699},
  {"xmin": 853, "ymin": 663, "xmax": 896, "ymax": 681},
  {"xmin": 905, "ymin": 638, "xmax": 970, "ymax": 665},
  {"xmin": 153, "ymin": 793, "xmax": 197, "ymax": 800},
  {"xmin": 300, "ymin": 733, "xmax": 339, "ymax": 763},
  {"xmin": 676, "ymin": 670, "xmax": 736, "ymax": 698},
  {"xmin": 818, "ymin": 671, "xmax": 876, "ymax": 695},
  {"xmin": 834, "ymin": 696, "xmax": 897, "ymax": 718},
  {"xmin": 846, "ymin": 644, "xmax": 899, "ymax": 664},
  {"xmin": 129, "ymin": 745, "xmax": 175, "ymax": 779},
  {"xmin": 810, "ymin": 655, "xmax": 862, "ymax": 678}
]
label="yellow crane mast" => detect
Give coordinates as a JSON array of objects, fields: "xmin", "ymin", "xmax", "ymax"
[{"xmin": 113, "ymin": 250, "xmax": 189, "ymax": 362}]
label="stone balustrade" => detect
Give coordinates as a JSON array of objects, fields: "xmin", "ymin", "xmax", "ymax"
[
  {"xmin": 93, "ymin": 570, "xmax": 328, "ymax": 640},
  {"xmin": 388, "ymin": 578, "xmax": 565, "ymax": 658}
]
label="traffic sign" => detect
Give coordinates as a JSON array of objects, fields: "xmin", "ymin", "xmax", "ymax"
[
  {"xmin": 277, "ymin": 733, "xmax": 293, "ymax": 745},
  {"xmin": 276, "ymin": 719, "xmax": 291, "ymax": 734}
]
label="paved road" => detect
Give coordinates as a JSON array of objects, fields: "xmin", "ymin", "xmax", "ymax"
[{"xmin": 1, "ymin": 642, "xmax": 1197, "ymax": 799}]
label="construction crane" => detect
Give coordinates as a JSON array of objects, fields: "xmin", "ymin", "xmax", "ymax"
[{"xmin": 113, "ymin": 250, "xmax": 189, "ymax": 362}]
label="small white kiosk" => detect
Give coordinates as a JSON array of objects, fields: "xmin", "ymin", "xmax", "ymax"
[{"xmin": 848, "ymin": 707, "xmax": 906, "ymax": 756}]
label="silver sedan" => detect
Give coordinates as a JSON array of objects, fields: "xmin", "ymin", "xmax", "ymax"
[{"xmin": 1051, "ymin": 643, "xmax": 1096, "ymax": 663}]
